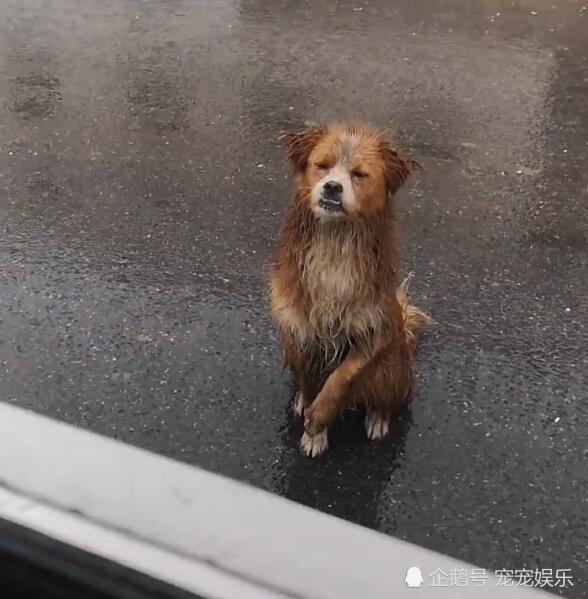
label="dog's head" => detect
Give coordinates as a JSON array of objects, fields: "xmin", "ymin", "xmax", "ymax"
[{"xmin": 281, "ymin": 123, "xmax": 417, "ymax": 220}]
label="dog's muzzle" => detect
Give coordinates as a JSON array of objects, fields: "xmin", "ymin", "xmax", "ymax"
[{"xmin": 319, "ymin": 180, "xmax": 344, "ymax": 213}]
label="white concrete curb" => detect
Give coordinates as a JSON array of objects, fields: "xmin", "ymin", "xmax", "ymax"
[{"xmin": 0, "ymin": 403, "xmax": 554, "ymax": 599}]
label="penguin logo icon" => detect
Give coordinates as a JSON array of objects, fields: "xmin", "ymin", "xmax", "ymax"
[{"xmin": 405, "ymin": 566, "xmax": 424, "ymax": 587}]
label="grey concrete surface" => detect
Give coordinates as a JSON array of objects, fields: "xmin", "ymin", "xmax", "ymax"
[{"xmin": 0, "ymin": 0, "xmax": 586, "ymax": 596}]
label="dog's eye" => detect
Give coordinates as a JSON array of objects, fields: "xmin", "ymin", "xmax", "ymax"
[
  {"xmin": 351, "ymin": 169, "xmax": 368, "ymax": 180},
  {"xmin": 315, "ymin": 162, "xmax": 329, "ymax": 171}
]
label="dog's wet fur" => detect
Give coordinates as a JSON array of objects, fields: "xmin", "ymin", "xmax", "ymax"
[{"xmin": 270, "ymin": 123, "xmax": 428, "ymax": 457}]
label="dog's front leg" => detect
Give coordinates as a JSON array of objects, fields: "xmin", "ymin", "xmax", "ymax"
[
  {"xmin": 302, "ymin": 338, "xmax": 388, "ymax": 454},
  {"xmin": 304, "ymin": 353, "xmax": 365, "ymax": 435},
  {"xmin": 280, "ymin": 332, "xmax": 319, "ymax": 417},
  {"xmin": 300, "ymin": 352, "xmax": 371, "ymax": 458}
]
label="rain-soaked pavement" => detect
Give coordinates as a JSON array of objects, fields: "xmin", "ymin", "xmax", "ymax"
[{"xmin": 1, "ymin": 0, "xmax": 587, "ymax": 595}]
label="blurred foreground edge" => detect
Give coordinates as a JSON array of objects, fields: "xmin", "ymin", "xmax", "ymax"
[{"xmin": 0, "ymin": 402, "xmax": 554, "ymax": 599}]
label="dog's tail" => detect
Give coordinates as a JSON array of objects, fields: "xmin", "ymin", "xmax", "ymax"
[{"xmin": 396, "ymin": 274, "xmax": 431, "ymax": 353}]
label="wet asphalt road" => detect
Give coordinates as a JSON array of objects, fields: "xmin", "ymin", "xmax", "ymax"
[{"xmin": 1, "ymin": 0, "xmax": 587, "ymax": 595}]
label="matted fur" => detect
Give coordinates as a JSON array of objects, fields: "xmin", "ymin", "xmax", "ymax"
[{"xmin": 270, "ymin": 123, "xmax": 428, "ymax": 456}]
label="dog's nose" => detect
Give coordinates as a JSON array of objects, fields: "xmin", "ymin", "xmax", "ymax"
[{"xmin": 323, "ymin": 180, "xmax": 343, "ymax": 195}]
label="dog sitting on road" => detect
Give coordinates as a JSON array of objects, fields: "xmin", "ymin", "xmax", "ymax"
[{"xmin": 269, "ymin": 123, "xmax": 428, "ymax": 457}]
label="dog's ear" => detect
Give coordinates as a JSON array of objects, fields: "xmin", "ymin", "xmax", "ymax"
[
  {"xmin": 380, "ymin": 141, "xmax": 421, "ymax": 195},
  {"xmin": 280, "ymin": 126, "xmax": 327, "ymax": 171}
]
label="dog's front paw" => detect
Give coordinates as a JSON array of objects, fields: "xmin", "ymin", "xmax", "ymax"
[
  {"xmin": 304, "ymin": 399, "xmax": 331, "ymax": 436},
  {"xmin": 300, "ymin": 430, "xmax": 328, "ymax": 458},
  {"xmin": 365, "ymin": 411, "xmax": 390, "ymax": 440}
]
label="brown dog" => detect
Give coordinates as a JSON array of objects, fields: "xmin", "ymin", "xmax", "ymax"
[{"xmin": 270, "ymin": 123, "xmax": 428, "ymax": 457}]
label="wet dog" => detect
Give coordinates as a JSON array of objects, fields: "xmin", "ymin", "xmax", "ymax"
[{"xmin": 269, "ymin": 123, "xmax": 428, "ymax": 457}]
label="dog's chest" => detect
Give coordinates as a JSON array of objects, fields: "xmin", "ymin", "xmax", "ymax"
[
  {"xmin": 303, "ymin": 235, "xmax": 362, "ymax": 297},
  {"xmin": 301, "ymin": 239, "xmax": 381, "ymax": 342},
  {"xmin": 305, "ymin": 254, "xmax": 358, "ymax": 302}
]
